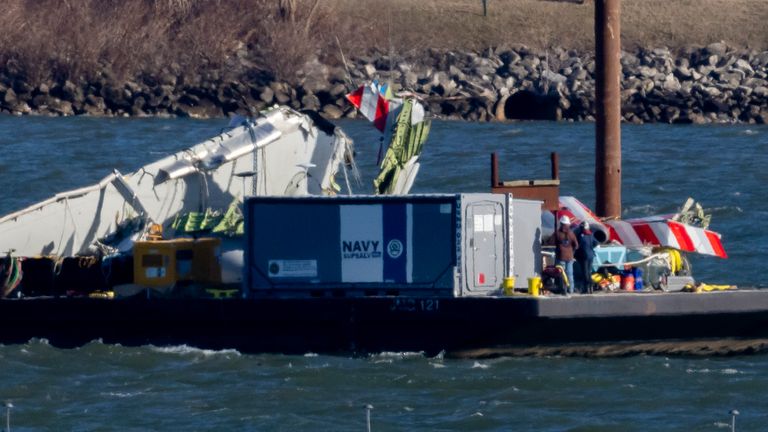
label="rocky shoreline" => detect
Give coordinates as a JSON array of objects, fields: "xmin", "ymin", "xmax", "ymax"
[{"xmin": 1, "ymin": 43, "xmax": 766, "ymax": 124}]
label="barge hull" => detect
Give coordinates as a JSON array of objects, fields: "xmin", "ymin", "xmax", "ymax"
[{"xmin": 2, "ymin": 291, "xmax": 768, "ymax": 355}]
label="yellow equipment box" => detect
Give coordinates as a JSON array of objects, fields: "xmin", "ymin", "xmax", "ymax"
[
  {"xmin": 133, "ymin": 238, "xmax": 222, "ymax": 288},
  {"xmin": 134, "ymin": 241, "xmax": 177, "ymax": 288}
]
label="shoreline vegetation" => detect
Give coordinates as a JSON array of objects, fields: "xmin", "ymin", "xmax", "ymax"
[{"xmin": 0, "ymin": 0, "xmax": 766, "ymax": 123}]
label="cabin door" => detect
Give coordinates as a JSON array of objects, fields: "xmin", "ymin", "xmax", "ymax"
[{"xmin": 464, "ymin": 202, "xmax": 504, "ymax": 294}]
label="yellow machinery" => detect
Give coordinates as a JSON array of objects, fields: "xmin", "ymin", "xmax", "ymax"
[{"xmin": 133, "ymin": 238, "xmax": 222, "ymax": 290}]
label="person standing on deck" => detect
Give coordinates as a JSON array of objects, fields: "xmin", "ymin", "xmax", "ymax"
[
  {"xmin": 555, "ymin": 215, "xmax": 579, "ymax": 294},
  {"xmin": 575, "ymin": 221, "xmax": 598, "ymax": 294}
]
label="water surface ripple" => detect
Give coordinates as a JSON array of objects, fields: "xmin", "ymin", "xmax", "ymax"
[{"xmin": 0, "ymin": 117, "xmax": 766, "ymax": 430}]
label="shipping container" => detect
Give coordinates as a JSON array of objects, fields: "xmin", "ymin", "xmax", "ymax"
[{"xmin": 244, "ymin": 193, "xmax": 542, "ymax": 297}]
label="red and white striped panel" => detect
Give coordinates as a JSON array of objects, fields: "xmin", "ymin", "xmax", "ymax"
[
  {"xmin": 558, "ymin": 196, "xmax": 727, "ymax": 258},
  {"xmin": 558, "ymin": 196, "xmax": 610, "ymax": 233},
  {"xmin": 605, "ymin": 219, "xmax": 727, "ymax": 258}
]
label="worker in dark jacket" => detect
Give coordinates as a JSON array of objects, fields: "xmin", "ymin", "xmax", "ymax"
[
  {"xmin": 555, "ymin": 215, "xmax": 579, "ymax": 294},
  {"xmin": 575, "ymin": 221, "xmax": 599, "ymax": 293}
]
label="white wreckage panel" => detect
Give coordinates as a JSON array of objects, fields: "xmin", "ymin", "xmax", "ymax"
[{"xmin": 0, "ymin": 107, "xmax": 351, "ymax": 257}]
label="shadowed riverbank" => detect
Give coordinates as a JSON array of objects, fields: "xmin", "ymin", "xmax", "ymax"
[{"xmin": 0, "ymin": 1, "xmax": 765, "ymax": 122}]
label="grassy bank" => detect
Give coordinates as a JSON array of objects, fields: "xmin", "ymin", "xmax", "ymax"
[
  {"xmin": 351, "ymin": 0, "xmax": 768, "ymax": 53},
  {"xmin": 0, "ymin": 0, "xmax": 765, "ymax": 84}
]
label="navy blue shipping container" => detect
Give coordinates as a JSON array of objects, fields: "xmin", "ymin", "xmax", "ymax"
[{"xmin": 244, "ymin": 194, "xmax": 509, "ymax": 297}]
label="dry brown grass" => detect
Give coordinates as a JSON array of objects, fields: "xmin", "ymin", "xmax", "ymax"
[
  {"xmin": 0, "ymin": 0, "xmax": 765, "ymax": 84},
  {"xmin": 333, "ymin": 0, "xmax": 768, "ymax": 53},
  {"xmin": 0, "ymin": 0, "xmax": 338, "ymax": 82}
]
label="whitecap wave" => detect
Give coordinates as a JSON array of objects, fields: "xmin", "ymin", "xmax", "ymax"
[
  {"xmin": 370, "ymin": 351, "xmax": 425, "ymax": 360},
  {"xmin": 149, "ymin": 344, "xmax": 241, "ymax": 357},
  {"xmin": 101, "ymin": 391, "xmax": 143, "ymax": 398},
  {"xmin": 20, "ymin": 338, "xmax": 51, "ymax": 350}
]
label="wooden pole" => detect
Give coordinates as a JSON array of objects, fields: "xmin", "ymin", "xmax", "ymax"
[
  {"xmin": 482, "ymin": 0, "xmax": 488, "ymax": 17},
  {"xmin": 491, "ymin": 152, "xmax": 500, "ymax": 187},
  {"xmin": 594, "ymin": 0, "xmax": 622, "ymax": 218},
  {"xmin": 550, "ymin": 152, "xmax": 559, "ymax": 180}
]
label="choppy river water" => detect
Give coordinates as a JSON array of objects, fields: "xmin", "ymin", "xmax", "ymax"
[{"xmin": 0, "ymin": 116, "xmax": 766, "ymax": 430}]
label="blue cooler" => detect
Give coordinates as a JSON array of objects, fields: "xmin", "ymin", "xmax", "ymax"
[{"xmin": 592, "ymin": 245, "xmax": 627, "ymax": 271}]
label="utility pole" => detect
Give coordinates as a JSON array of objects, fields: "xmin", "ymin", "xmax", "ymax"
[
  {"xmin": 594, "ymin": 0, "xmax": 622, "ymax": 218},
  {"xmin": 482, "ymin": 0, "xmax": 488, "ymax": 17}
]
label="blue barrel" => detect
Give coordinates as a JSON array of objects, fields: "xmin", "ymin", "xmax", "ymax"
[{"xmin": 634, "ymin": 267, "xmax": 644, "ymax": 290}]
